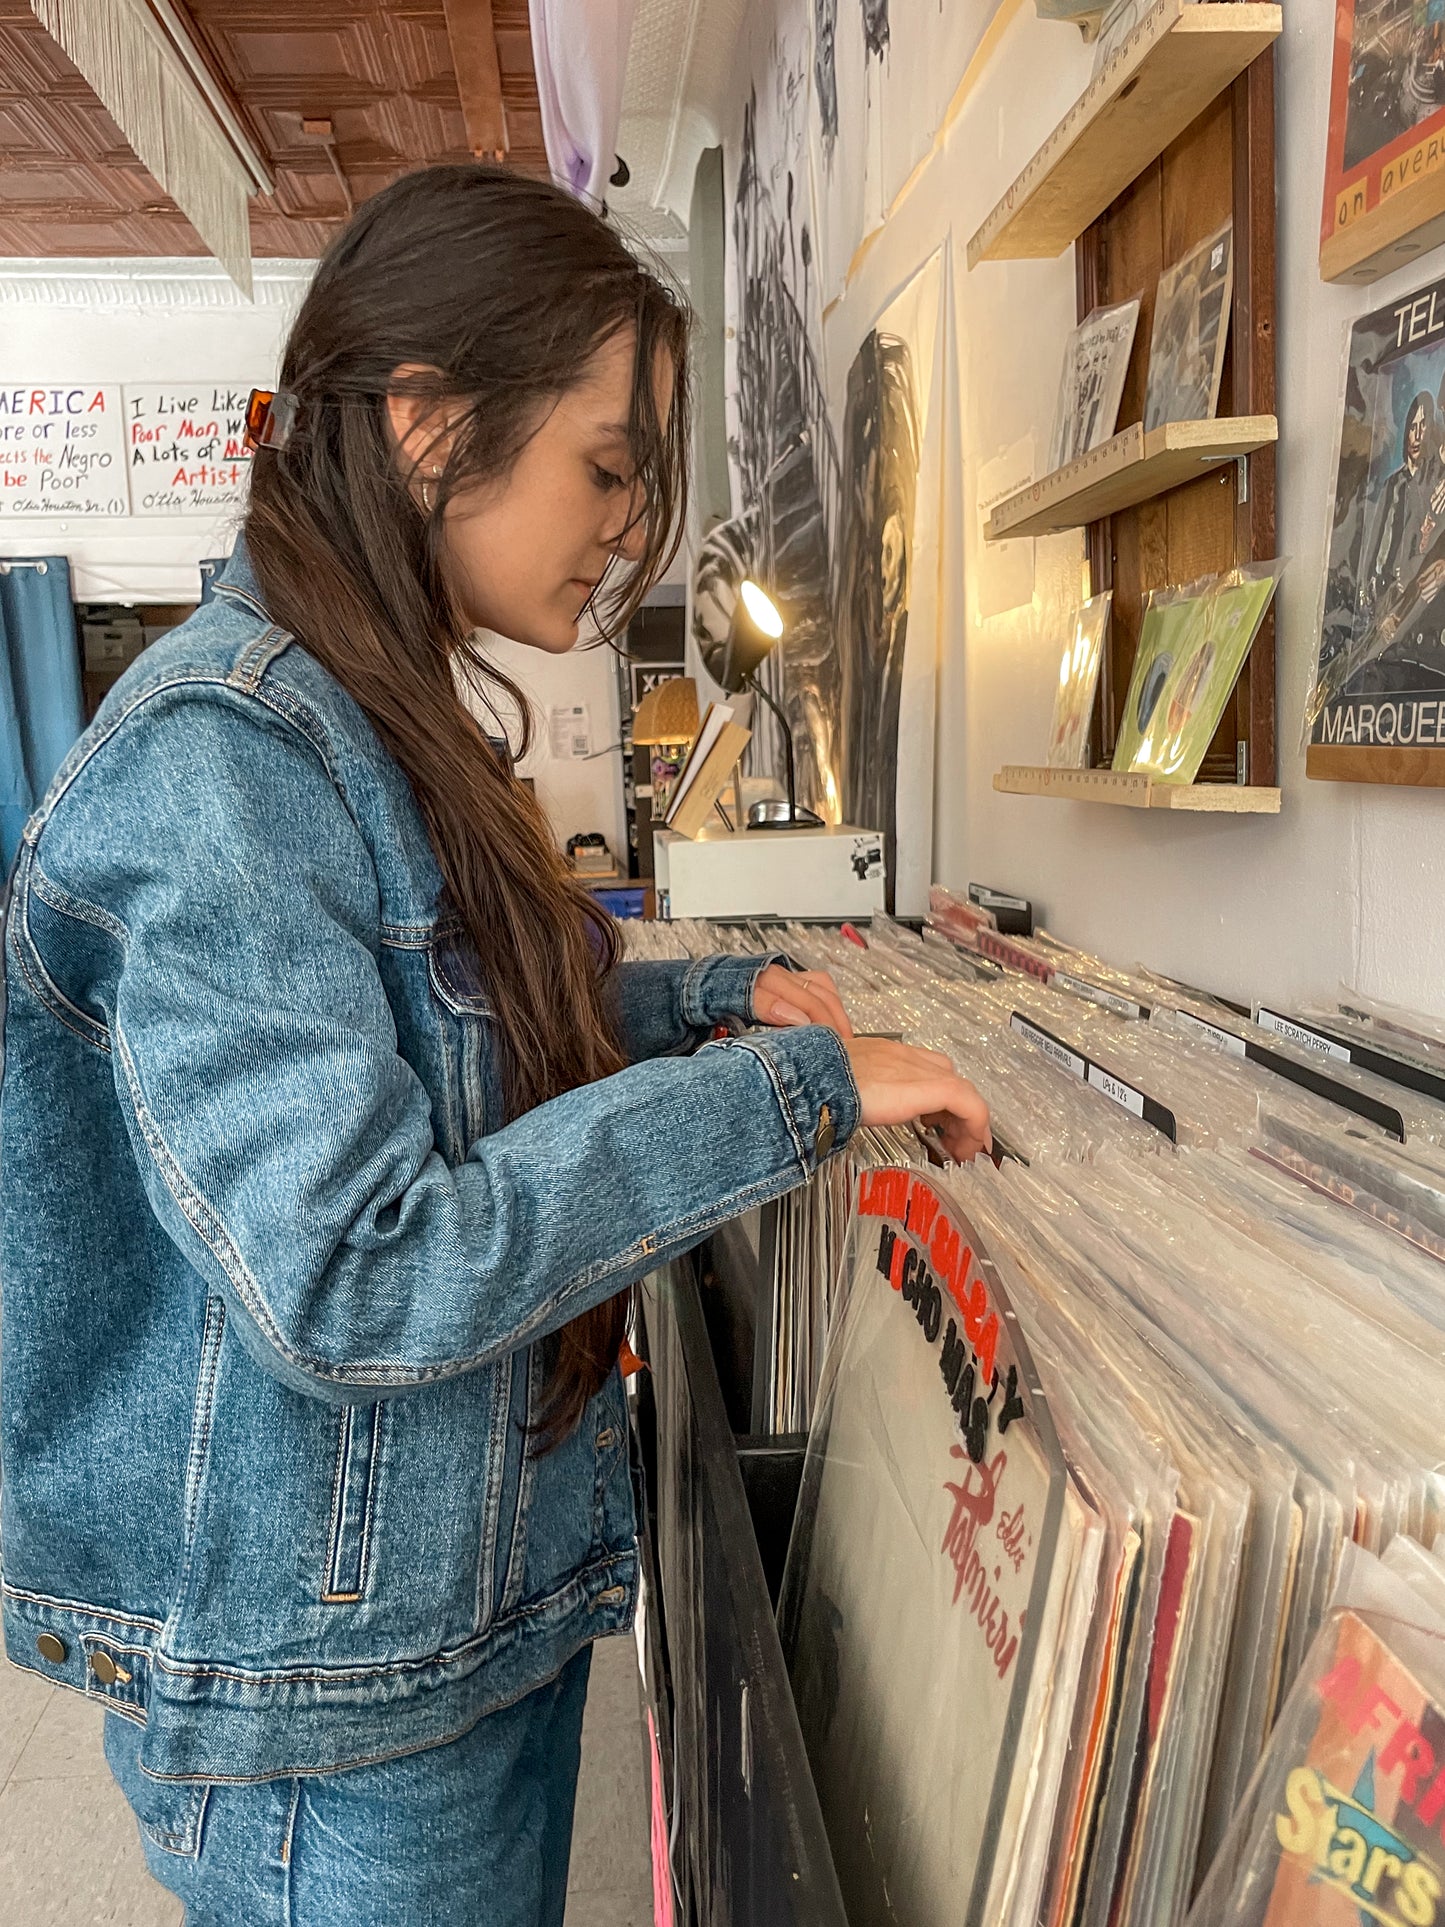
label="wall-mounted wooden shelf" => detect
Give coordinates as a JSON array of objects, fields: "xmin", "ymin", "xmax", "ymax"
[
  {"xmin": 967, "ymin": 0, "xmax": 1282, "ymax": 266},
  {"xmin": 984, "ymin": 415, "xmax": 1277, "ymax": 542},
  {"xmin": 994, "ymin": 765, "xmax": 1282, "ymax": 813}
]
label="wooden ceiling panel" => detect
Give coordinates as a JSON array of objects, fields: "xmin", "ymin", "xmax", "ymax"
[
  {"xmin": 388, "ymin": 12, "xmax": 466, "ymax": 93},
  {"xmin": 506, "ymin": 107, "xmax": 544, "ymax": 153},
  {"xmin": 0, "ymin": 96, "xmax": 74, "ymax": 161},
  {"xmin": 0, "ymin": 0, "xmax": 549, "ymax": 262},
  {"xmin": 206, "ymin": 20, "xmax": 396, "ymax": 93}
]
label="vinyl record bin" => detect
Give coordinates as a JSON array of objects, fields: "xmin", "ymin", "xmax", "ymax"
[{"xmin": 633, "ymin": 1205, "xmax": 848, "ymax": 1927}]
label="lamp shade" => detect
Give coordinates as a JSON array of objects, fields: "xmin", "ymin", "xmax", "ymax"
[
  {"xmin": 711, "ymin": 580, "xmax": 783, "ymax": 692},
  {"xmin": 692, "ymin": 513, "xmax": 758, "ymax": 693},
  {"xmin": 632, "ymin": 676, "xmax": 699, "ymax": 745}
]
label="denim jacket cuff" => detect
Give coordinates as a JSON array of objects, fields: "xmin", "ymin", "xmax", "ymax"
[
  {"xmin": 707, "ymin": 1022, "xmax": 862, "ymax": 1177},
  {"xmin": 678, "ymin": 950, "xmax": 793, "ymax": 1034}
]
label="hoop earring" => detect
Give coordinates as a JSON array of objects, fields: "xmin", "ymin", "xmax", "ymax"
[{"xmin": 420, "ymin": 468, "xmax": 442, "ymax": 515}]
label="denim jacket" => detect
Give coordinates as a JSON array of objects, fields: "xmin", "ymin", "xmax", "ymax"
[{"xmin": 0, "ymin": 547, "xmax": 860, "ymax": 1783}]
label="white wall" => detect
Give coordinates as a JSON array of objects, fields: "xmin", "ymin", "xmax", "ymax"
[
  {"xmin": 790, "ymin": 3, "xmax": 1444, "ymax": 1014},
  {"xmin": 478, "ymin": 627, "xmax": 629, "ymax": 858}
]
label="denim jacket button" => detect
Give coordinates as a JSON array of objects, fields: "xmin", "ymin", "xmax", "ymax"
[
  {"xmin": 88, "ymin": 1651, "xmax": 118, "ymax": 1686},
  {"xmin": 815, "ymin": 1102, "xmax": 835, "ymax": 1161},
  {"xmin": 36, "ymin": 1632, "xmax": 67, "ymax": 1665},
  {"xmin": 596, "ymin": 1428, "xmax": 617, "ymax": 1451},
  {"xmin": 593, "ymin": 1586, "xmax": 626, "ymax": 1608}
]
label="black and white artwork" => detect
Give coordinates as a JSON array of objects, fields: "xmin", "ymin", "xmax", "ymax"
[
  {"xmin": 725, "ymin": 12, "xmax": 843, "ymax": 815},
  {"xmin": 814, "ymin": 0, "xmax": 839, "ymax": 145},
  {"xmin": 838, "ymin": 331, "xmax": 918, "ymax": 885},
  {"xmin": 832, "ymin": 253, "xmax": 944, "ymax": 913},
  {"xmin": 1049, "ymin": 297, "xmax": 1141, "ymax": 471},
  {"xmin": 1143, "ymin": 221, "xmax": 1234, "ymax": 432},
  {"xmin": 721, "ymin": 3, "xmax": 945, "ymax": 910},
  {"xmin": 814, "ymin": 0, "xmax": 997, "ymax": 295}
]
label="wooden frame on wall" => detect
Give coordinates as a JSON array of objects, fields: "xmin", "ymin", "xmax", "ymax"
[{"xmin": 1076, "ymin": 50, "xmax": 1279, "ymax": 788}]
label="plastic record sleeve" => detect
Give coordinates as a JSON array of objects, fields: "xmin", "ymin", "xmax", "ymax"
[{"xmin": 776, "ymin": 1171, "xmax": 1070, "ymax": 1927}]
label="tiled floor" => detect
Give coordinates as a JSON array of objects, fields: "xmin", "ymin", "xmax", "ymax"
[{"xmin": 0, "ymin": 1636, "xmax": 654, "ymax": 1925}]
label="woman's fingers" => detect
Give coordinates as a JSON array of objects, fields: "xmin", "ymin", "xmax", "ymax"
[
  {"xmin": 792, "ymin": 970, "xmax": 854, "ymax": 1038},
  {"xmin": 921, "ymin": 1101, "xmax": 993, "ymax": 1161},
  {"xmin": 752, "ymin": 964, "xmax": 854, "ymax": 1037},
  {"xmin": 753, "ymin": 980, "xmax": 992, "ymax": 1160},
  {"xmin": 844, "ymin": 1037, "xmax": 992, "ymax": 1160}
]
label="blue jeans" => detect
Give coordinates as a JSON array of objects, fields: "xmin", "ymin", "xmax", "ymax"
[{"xmin": 104, "ymin": 1645, "xmax": 593, "ymax": 1925}]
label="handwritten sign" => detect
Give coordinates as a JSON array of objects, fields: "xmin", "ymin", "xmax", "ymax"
[
  {"xmin": 0, "ymin": 384, "xmax": 128, "ymax": 518},
  {"xmin": 123, "ymin": 384, "xmax": 254, "ymax": 516}
]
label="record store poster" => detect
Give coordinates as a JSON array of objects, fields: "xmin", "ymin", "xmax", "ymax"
[
  {"xmin": 778, "ymin": 1168, "xmax": 1068, "ymax": 1927},
  {"xmin": 1309, "ymin": 272, "xmax": 1445, "ymax": 782}
]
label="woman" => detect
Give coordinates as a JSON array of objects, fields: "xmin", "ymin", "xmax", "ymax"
[{"xmin": 0, "ymin": 165, "xmax": 988, "ymax": 1925}]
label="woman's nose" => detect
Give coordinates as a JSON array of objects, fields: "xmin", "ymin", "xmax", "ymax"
[{"xmin": 608, "ymin": 489, "xmax": 647, "ymax": 562}]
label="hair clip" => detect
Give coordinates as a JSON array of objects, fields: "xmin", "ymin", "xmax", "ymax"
[{"xmin": 243, "ymin": 388, "xmax": 298, "ymax": 453}]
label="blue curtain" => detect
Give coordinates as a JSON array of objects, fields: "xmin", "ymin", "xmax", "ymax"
[{"xmin": 0, "ymin": 557, "xmax": 83, "ymax": 868}]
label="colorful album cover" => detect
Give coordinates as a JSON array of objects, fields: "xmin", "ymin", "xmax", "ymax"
[
  {"xmin": 1124, "ymin": 566, "xmax": 1282, "ymax": 785},
  {"xmin": 1322, "ymin": 1, "xmax": 1445, "ymax": 275},
  {"xmin": 1112, "ymin": 587, "xmax": 1212, "ymax": 775},
  {"xmin": 1144, "ymin": 222, "xmax": 1234, "ymax": 433},
  {"xmin": 1047, "ymin": 592, "xmax": 1113, "ymax": 768},
  {"xmin": 1308, "ymin": 268, "xmax": 1445, "ymax": 756},
  {"xmin": 1195, "ymin": 1607, "xmax": 1445, "ymax": 1927}
]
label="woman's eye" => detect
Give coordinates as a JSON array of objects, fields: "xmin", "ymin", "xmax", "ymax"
[{"xmin": 593, "ymin": 464, "xmax": 625, "ymax": 492}]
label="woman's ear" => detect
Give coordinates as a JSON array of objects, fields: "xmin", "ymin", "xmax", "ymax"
[{"xmin": 385, "ymin": 363, "xmax": 459, "ymax": 488}]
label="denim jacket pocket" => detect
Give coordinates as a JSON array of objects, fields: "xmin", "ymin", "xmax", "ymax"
[
  {"xmin": 321, "ymin": 1402, "xmax": 384, "ymax": 1603},
  {"xmin": 426, "ymin": 937, "xmax": 498, "ymax": 1151}
]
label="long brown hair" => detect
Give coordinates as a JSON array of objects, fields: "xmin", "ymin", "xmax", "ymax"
[{"xmin": 245, "ymin": 164, "xmax": 690, "ymax": 1438}]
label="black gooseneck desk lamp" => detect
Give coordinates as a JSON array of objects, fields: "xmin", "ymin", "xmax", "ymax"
[{"xmin": 702, "ymin": 578, "xmax": 824, "ymax": 831}]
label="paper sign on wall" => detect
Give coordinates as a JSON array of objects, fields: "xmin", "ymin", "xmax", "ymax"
[
  {"xmin": 123, "ymin": 384, "xmax": 254, "ymax": 516},
  {"xmin": 0, "ymin": 384, "xmax": 129, "ymax": 518},
  {"xmin": 977, "ymin": 437, "xmax": 1036, "ymax": 621},
  {"xmin": 549, "ymin": 704, "xmax": 592, "ymax": 759}
]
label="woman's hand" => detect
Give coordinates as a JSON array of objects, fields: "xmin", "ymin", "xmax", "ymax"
[
  {"xmin": 753, "ymin": 964, "xmax": 854, "ymax": 1039},
  {"xmin": 844, "ymin": 1036, "xmax": 992, "ymax": 1163}
]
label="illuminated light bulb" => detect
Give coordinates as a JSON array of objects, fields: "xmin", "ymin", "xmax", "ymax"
[{"xmin": 740, "ymin": 578, "xmax": 784, "ymax": 638}]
